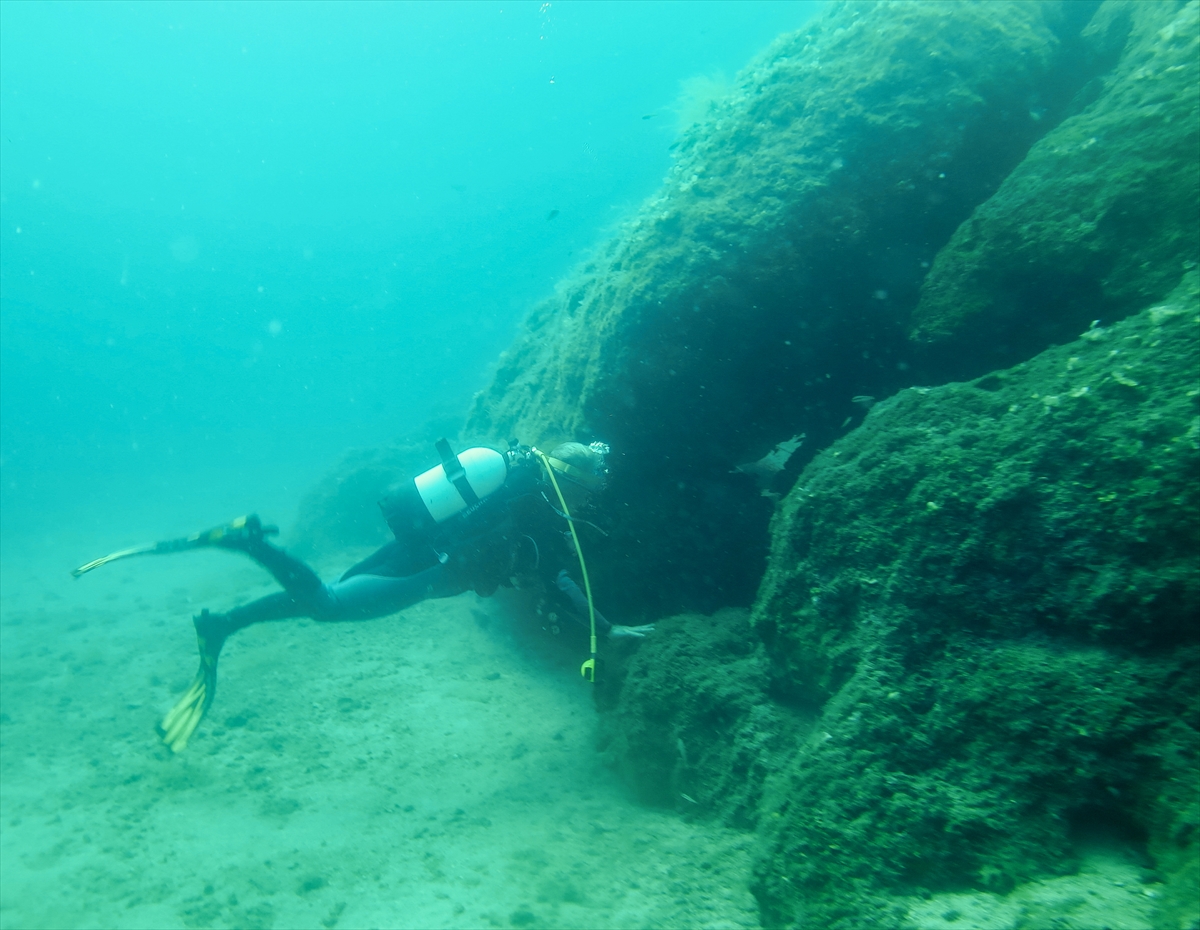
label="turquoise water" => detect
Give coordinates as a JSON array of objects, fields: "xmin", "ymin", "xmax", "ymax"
[
  {"xmin": 0, "ymin": 0, "xmax": 816, "ymax": 549},
  {"xmin": 0, "ymin": 4, "xmax": 818, "ymax": 928}
]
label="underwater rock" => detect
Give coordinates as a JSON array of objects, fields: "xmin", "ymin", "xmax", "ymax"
[
  {"xmin": 289, "ymin": 443, "xmax": 434, "ymax": 556},
  {"xmin": 467, "ymin": 0, "xmax": 1106, "ymax": 619},
  {"xmin": 597, "ymin": 608, "xmax": 798, "ymax": 828},
  {"xmin": 747, "ymin": 275, "xmax": 1199, "ymax": 929},
  {"xmin": 911, "ymin": 0, "xmax": 1200, "ymax": 375}
]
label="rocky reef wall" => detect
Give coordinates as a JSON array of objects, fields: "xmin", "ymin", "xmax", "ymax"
[
  {"xmin": 582, "ymin": 2, "xmax": 1198, "ymax": 927},
  {"xmin": 751, "ymin": 276, "xmax": 1199, "ymax": 928},
  {"xmin": 290, "ymin": 4, "xmax": 1200, "ymax": 924},
  {"xmin": 463, "ymin": 0, "xmax": 1111, "ymax": 619},
  {"xmin": 912, "ymin": 0, "xmax": 1200, "ymax": 376},
  {"xmin": 608, "ymin": 277, "xmax": 1199, "ymax": 928}
]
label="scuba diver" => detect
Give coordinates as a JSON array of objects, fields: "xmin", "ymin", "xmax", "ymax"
[{"xmin": 73, "ymin": 440, "xmax": 652, "ymax": 752}]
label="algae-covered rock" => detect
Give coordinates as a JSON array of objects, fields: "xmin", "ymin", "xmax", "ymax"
[
  {"xmin": 911, "ymin": 0, "xmax": 1200, "ymax": 374},
  {"xmin": 466, "ymin": 0, "xmax": 1103, "ymax": 619},
  {"xmin": 279, "ymin": 5, "xmax": 1200, "ymax": 925},
  {"xmin": 762, "ymin": 284, "xmax": 1200, "ymax": 691},
  {"xmin": 597, "ymin": 608, "xmax": 799, "ymax": 828},
  {"xmin": 749, "ymin": 276, "xmax": 1199, "ymax": 928}
]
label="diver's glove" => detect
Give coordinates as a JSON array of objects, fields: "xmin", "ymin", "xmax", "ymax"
[
  {"xmin": 159, "ymin": 610, "xmax": 227, "ymax": 752},
  {"xmin": 608, "ymin": 623, "xmax": 655, "ymax": 640}
]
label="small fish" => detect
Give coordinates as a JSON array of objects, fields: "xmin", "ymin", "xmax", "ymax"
[
  {"xmin": 546, "ymin": 209, "xmax": 559, "ymax": 221},
  {"xmin": 851, "ymin": 395, "xmax": 876, "ymax": 410},
  {"xmin": 642, "ymin": 114, "xmax": 655, "ymax": 120},
  {"xmin": 732, "ymin": 434, "xmax": 805, "ymax": 488}
]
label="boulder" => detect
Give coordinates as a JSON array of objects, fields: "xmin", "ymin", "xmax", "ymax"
[
  {"xmin": 597, "ymin": 608, "xmax": 799, "ymax": 829},
  {"xmin": 603, "ymin": 277, "xmax": 1198, "ymax": 928},
  {"xmin": 465, "ymin": 0, "xmax": 1106, "ymax": 619},
  {"xmin": 911, "ymin": 0, "xmax": 1200, "ymax": 375},
  {"xmin": 749, "ymin": 276, "xmax": 1199, "ymax": 928}
]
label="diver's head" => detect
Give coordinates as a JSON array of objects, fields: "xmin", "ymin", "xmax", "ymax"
[{"xmin": 545, "ymin": 441, "xmax": 610, "ymax": 499}]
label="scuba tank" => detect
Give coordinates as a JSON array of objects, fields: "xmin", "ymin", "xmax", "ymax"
[
  {"xmin": 414, "ymin": 439, "xmax": 507, "ymax": 523},
  {"xmin": 379, "ymin": 440, "xmax": 508, "ymax": 541}
]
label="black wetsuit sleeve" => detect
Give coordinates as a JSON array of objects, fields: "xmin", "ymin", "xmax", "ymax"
[{"xmin": 555, "ymin": 569, "xmax": 612, "ymax": 634}]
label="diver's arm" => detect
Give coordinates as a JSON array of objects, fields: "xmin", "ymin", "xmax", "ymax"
[
  {"xmin": 555, "ymin": 569, "xmax": 611, "ymax": 633},
  {"xmin": 608, "ymin": 623, "xmax": 655, "ymax": 639},
  {"xmin": 554, "ymin": 568, "xmax": 652, "ymax": 639}
]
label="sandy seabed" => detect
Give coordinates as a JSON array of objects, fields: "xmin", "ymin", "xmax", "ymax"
[
  {"xmin": 0, "ymin": 535, "xmax": 1166, "ymax": 930},
  {"xmin": 0, "ymin": 540, "xmax": 759, "ymax": 930}
]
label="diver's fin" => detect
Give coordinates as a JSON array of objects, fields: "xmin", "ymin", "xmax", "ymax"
[
  {"xmin": 70, "ymin": 544, "xmax": 160, "ymax": 577},
  {"xmin": 159, "ymin": 610, "xmax": 227, "ymax": 753},
  {"xmin": 160, "ymin": 674, "xmax": 209, "ymax": 752},
  {"xmin": 71, "ymin": 515, "xmax": 278, "ymax": 577}
]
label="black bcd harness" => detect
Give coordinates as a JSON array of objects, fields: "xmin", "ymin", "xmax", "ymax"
[{"xmin": 435, "ymin": 437, "xmax": 480, "ymax": 508}]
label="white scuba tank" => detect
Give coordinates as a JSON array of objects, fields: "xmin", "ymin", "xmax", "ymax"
[{"xmin": 413, "ymin": 446, "xmax": 507, "ymax": 523}]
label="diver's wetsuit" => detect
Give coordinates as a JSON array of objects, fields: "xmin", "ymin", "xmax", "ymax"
[
  {"xmin": 155, "ymin": 445, "xmax": 614, "ymax": 752},
  {"xmin": 211, "ymin": 448, "xmax": 611, "ymax": 638},
  {"xmin": 205, "ymin": 541, "xmax": 461, "ymax": 630}
]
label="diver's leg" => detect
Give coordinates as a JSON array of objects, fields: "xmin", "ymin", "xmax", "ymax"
[
  {"xmin": 203, "ymin": 514, "xmax": 332, "ymax": 606},
  {"xmin": 319, "ymin": 563, "xmax": 463, "ymax": 622},
  {"xmin": 161, "ymin": 555, "xmax": 459, "ymax": 751},
  {"xmin": 161, "ymin": 516, "xmax": 338, "ymax": 751},
  {"xmin": 160, "ymin": 591, "xmax": 302, "ymax": 753}
]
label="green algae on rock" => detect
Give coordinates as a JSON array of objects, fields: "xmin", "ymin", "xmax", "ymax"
[
  {"xmin": 911, "ymin": 0, "xmax": 1200, "ymax": 375},
  {"xmin": 465, "ymin": 0, "xmax": 1103, "ymax": 620},
  {"xmin": 597, "ymin": 608, "xmax": 801, "ymax": 829},
  {"xmin": 748, "ymin": 276, "xmax": 1199, "ymax": 929},
  {"xmin": 281, "ymin": 7, "xmax": 1199, "ymax": 921}
]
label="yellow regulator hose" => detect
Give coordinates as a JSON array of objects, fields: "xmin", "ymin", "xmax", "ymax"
[{"xmin": 532, "ymin": 448, "xmax": 597, "ymax": 682}]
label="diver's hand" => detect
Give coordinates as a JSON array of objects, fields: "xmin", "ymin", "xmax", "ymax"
[{"xmin": 608, "ymin": 623, "xmax": 655, "ymax": 640}]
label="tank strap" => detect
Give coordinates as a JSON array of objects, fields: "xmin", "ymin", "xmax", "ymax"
[{"xmin": 435, "ymin": 438, "xmax": 480, "ymax": 507}]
